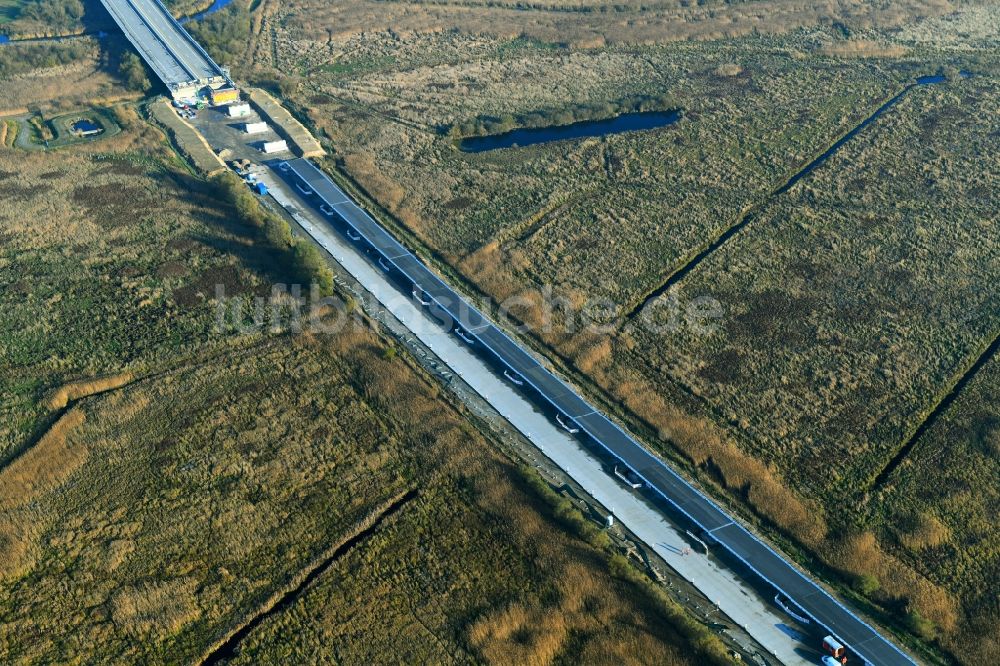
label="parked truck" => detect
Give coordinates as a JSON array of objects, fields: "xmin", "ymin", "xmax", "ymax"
[{"xmin": 822, "ymin": 635, "xmax": 847, "ymax": 664}]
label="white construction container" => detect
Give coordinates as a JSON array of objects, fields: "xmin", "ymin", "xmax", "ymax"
[
  {"xmin": 245, "ymin": 121, "xmax": 268, "ymax": 135},
  {"xmin": 228, "ymin": 103, "xmax": 252, "ymax": 118},
  {"xmin": 261, "ymin": 140, "xmax": 288, "ymax": 154}
]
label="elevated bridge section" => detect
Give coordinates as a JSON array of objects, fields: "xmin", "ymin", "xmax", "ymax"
[{"xmin": 99, "ymin": 0, "xmax": 229, "ymax": 99}]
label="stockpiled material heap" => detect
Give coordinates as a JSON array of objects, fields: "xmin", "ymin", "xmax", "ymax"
[
  {"xmin": 248, "ymin": 88, "xmax": 324, "ymax": 158},
  {"xmin": 149, "ymin": 98, "xmax": 226, "ymax": 175}
]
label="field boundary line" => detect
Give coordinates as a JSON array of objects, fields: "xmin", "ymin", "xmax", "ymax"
[
  {"xmin": 621, "ymin": 82, "xmax": 917, "ymax": 321},
  {"xmin": 197, "ymin": 488, "xmax": 418, "ymax": 665},
  {"xmin": 871, "ymin": 327, "xmax": 1000, "ymax": 489}
]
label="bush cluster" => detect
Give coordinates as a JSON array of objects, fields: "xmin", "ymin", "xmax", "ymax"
[
  {"xmin": 0, "ymin": 41, "xmax": 90, "ymax": 78},
  {"xmin": 516, "ymin": 464, "xmax": 610, "ymax": 549},
  {"xmin": 185, "ymin": 1, "xmax": 251, "ymax": 70},
  {"xmin": 13, "ymin": 0, "xmax": 84, "ymax": 33},
  {"xmin": 118, "ymin": 52, "xmax": 151, "ymax": 93},
  {"xmin": 210, "ymin": 172, "xmax": 334, "ymax": 295}
]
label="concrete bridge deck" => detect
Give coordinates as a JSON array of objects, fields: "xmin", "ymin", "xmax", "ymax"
[{"xmin": 99, "ymin": 0, "xmax": 227, "ymax": 96}]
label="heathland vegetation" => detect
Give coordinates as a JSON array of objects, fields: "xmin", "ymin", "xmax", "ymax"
[
  {"xmin": 0, "ymin": 0, "xmax": 222, "ymax": 37},
  {"xmin": 1, "ymin": 0, "xmax": 995, "ymax": 660},
  {"xmin": 274, "ymin": 0, "xmax": 958, "ymax": 49},
  {"xmin": 0, "ymin": 317, "xmax": 727, "ymax": 663},
  {"xmin": 0, "ymin": 121, "xmax": 262, "ymax": 460},
  {"xmin": 245, "ymin": 0, "xmax": 999, "ymax": 661},
  {"xmin": 876, "ymin": 353, "xmax": 1000, "ymax": 665},
  {"xmin": 0, "ymin": 40, "xmax": 91, "ymax": 78},
  {"xmin": 629, "ymin": 75, "xmax": 999, "ymax": 657},
  {"xmin": 0, "ymin": 95, "xmax": 727, "ymax": 662},
  {"xmin": 0, "ymin": 0, "xmax": 85, "ymax": 36},
  {"xmin": 0, "ymin": 36, "xmax": 139, "ymax": 111}
]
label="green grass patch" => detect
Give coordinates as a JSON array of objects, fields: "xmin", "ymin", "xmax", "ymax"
[
  {"xmin": 317, "ymin": 54, "xmax": 397, "ymax": 77},
  {"xmin": 0, "ymin": 0, "xmax": 24, "ymax": 24}
]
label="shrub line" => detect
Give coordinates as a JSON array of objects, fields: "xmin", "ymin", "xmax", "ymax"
[
  {"xmin": 871, "ymin": 326, "xmax": 1000, "ymax": 489},
  {"xmin": 196, "ymin": 488, "xmax": 418, "ymax": 665}
]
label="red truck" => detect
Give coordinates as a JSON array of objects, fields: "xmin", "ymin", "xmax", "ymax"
[{"xmin": 822, "ymin": 635, "xmax": 847, "ymax": 664}]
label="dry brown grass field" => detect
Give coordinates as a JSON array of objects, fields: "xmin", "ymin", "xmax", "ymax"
[
  {"xmin": 0, "ymin": 122, "xmax": 269, "ymax": 461},
  {"xmin": 877, "ymin": 353, "xmax": 1000, "ymax": 665},
  {"xmin": 274, "ymin": 0, "xmax": 956, "ymax": 48},
  {"xmin": 0, "ymin": 107, "xmax": 728, "ymax": 662},
  {"xmin": 0, "ymin": 39, "xmax": 119, "ymax": 111},
  {"xmin": 244, "ymin": 0, "xmax": 999, "ymax": 661},
  {"xmin": 0, "ymin": 327, "xmax": 727, "ymax": 663},
  {"xmin": 219, "ymin": 353, "xmax": 728, "ymax": 665},
  {"xmin": 626, "ymin": 75, "xmax": 999, "ymax": 658},
  {"xmin": 635, "ymin": 77, "xmax": 999, "ymax": 503},
  {"xmin": 295, "ymin": 33, "xmax": 909, "ymax": 303}
]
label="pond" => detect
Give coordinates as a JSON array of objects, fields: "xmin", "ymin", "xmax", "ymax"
[
  {"xmin": 180, "ymin": 0, "xmax": 233, "ymax": 23},
  {"xmin": 458, "ymin": 109, "xmax": 682, "ymax": 153},
  {"xmin": 72, "ymin": 119, "xmax": 103, "ymax": 135},
  {"xmin": 916, "ymin": 71, "xmax": 972, "ymax": 85}
]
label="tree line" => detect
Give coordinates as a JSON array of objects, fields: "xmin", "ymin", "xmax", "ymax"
[
  {"xmin": 0, "ymin": 41, "xmax": 91, "ymax": 78},
  {"xmin": 211, "ymin": 172, "xmax": 335, "ymax": 295}
]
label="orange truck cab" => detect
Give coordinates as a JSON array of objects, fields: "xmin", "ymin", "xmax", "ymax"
[{"xmin": 822, "ymin": 635, "xmax": 847, "ymax": 663}]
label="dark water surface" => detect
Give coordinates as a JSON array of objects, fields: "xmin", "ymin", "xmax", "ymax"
[
  {"xmin": 180, "ymin": 0, "xmax": 233, "ymax": 23},
  {"xmin": 459, "ymin": 109, "xmax": 682, "ymax": 153},
  {"xmin": 72, "ymin": 119, "xmax": 102, "ymax": 133}
]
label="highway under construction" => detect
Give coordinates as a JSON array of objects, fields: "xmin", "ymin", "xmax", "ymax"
[
  {"xmin": 98, "ymin": 0, "xmax": 230, "ymax": 99},
  {"xmin": 285, "ymin": 158, "xmax": 918, "ymax": 666},
  {"xmin": 95, "ymin": 1, "xmax": 921, "ymax": 660}
]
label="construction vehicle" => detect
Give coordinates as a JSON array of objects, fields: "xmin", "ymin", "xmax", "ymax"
[
  {"xmin": 822, "ymin": 635, "xmax": 847, "ymax": 664},
  {"xmin": 230, "ymin": 159, "xmax": 253, "ymax": 176}
]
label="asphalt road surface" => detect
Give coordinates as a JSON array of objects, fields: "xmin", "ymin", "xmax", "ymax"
[
  {"xmin": 261, "ymin": 168, "xmax": 814, "ymax": 665},
  {"xmin": 284, "ymin": 158, "xmax": 915, "ymax": 666}
]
